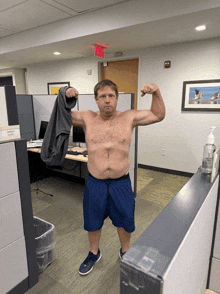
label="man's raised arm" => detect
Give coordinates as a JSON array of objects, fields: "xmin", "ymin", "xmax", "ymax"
[
  {"xmin": 65, "ymin": 87, "xmax": 87, "ymax": 128},
  {"xmin": 132, "ymin": 84, "xmax": 165, "ymax": 127}
]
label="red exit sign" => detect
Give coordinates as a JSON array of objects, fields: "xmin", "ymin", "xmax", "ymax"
[{"xmin": 94, "ymin": 44, "xmax": 105, "ymax": 58}]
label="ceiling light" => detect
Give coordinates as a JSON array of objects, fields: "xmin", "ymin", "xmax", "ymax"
[
  {"xmin": 195, "ymin": 25, "xmax": 206, "ymax": 31},
  {"xmin": 53, "ymin": 52, "xmax": 61, "ymax": 55}
]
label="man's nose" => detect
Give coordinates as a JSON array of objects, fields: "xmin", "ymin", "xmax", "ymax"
[{"xmin": 105, "ymin": 96, "xmax": 111, "ymax": 103}]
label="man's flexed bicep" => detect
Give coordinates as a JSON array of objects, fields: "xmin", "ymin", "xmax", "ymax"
[{"xmin": 131, "ymin": 84, "xmax": 165, "ymax": 127}]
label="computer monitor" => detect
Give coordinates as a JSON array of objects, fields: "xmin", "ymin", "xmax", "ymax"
[
  {"xmin": 72, "ymin": 125, "xmax": 85, "ymax": 143},
  {"xmin": 38, "ymin": 121, "xmax": 48, "ymax": 139}
]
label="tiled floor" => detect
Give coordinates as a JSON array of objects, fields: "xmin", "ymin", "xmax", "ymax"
[{"xmin": 26, "ymin": 169, "xmax": 219, "ymax": 294}]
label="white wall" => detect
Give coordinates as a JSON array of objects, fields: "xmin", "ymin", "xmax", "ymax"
[
  {"xmin": 138, "ymin": 38, "xmax": 220, "ymax": 173},
  {"xmin": 0, "ymin": 68, "xmax": 26, "ymax": 94},
  {"xmin": 13, "ymin": 68, "xmax": 26, "ymax": 94},
  {"xmin": 26, "ymin": 37, "xmax": 220, "ymax": 174},
  {"xmin": 26, "ymin": 57, "xmax": 99, "ymax": 95}
]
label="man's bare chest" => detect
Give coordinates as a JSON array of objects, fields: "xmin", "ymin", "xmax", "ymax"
[{"xmin": 86, "ymin": 117, "xmax": 132, "ymax": 145}]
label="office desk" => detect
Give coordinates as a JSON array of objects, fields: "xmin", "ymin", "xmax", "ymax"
[{"xmin": 27, "ymin": 146, "xmax": 89, "ymax": 183}]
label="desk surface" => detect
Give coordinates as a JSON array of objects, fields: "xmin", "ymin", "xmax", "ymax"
[{"xmin": 27, "ymin": 146, "xmax": 88, "ymax": 163}]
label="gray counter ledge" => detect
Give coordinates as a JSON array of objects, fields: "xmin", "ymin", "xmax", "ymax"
[{"xmin": 121, "ymin": 169, "xmax": 219, "ymax": 294}]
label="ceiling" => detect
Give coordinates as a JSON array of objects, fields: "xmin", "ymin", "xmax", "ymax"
[{"xmin": 1, "ymin": 0, "xmax": 220, "ymax": 69}]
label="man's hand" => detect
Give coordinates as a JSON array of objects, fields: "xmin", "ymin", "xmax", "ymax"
[
  {"xmin": 140, "ymin": 84, "xmax": 159, "ymax": 97},
  {"xmin": 66, "ymin": 87, "xmax": 79, "ymax": 99}
]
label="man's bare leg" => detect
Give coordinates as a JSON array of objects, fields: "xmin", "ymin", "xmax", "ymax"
[
  {"xmin": 88, "ymin": 228, "xmax": 102, "ymax": 255},
  {"xmin": 117, "ymin": 227, "xmax": 131, "ymax": 253}
]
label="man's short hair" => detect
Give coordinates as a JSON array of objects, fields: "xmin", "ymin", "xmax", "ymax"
[{"xmin": 94, "ymin": 79, "xmax": 118, "ymax": 99}]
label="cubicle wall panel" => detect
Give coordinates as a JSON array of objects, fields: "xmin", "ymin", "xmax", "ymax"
[
  {"xmin": 4, "ymin": 86, "xmax": 19, "ymax": 126},
  {"xmin": 16, "ymin": 95, "xmax": 34, "ymax": 114},
  {"xmin": 18, "ymin": 114, "xmax": 36, "ymax": 140},
  {"xmin": 78, "ymin": 93, "xmax": 133, "ymax": 112},
  {"xmin": 162, "ymin": 176, "xmax": 219, "ymax": 294},
  {"xmin": 129, "ymin": 144, "xmax": 135, "ymax": 170},
  {"xmin": 18, "ymin": 114, "xmax": 34, "ymax": 133},
  {"xmin": 117, "ymin": 94, "xmax": 134, "ymax": 112},
  {"xmin": 129, "ymin": 127, "xmax": 138, "ymax": 196},
  {"xmin": 129, "ymin": 168, "xmax": 134, "ymax": 192},
  {"xmin": 15, "ymin": 139, "xmax": 39, "ymax": 288},
  {"xmin": 16, "ymin": 95, "xmax": 36, "ymax": 140},
  {"xmin": 129, "ymin": 130, "xmax": 136, "ymax": 169},
  {"xmin": 209, "ymin": 257, "xmax": 220, "ymax": 293},
  {"xmin": 0, "ymin": 192, "xmax": 24, "ymax": 250},
  {"xmin": 0, "ymin": 142, "xmax": 19, "ymax": 199},
  {"xmin": 213, "ymin": 190, "xmax": 220, "ymax": 259},
  {"xmin": 78, "ymin": 94, "xmax": 98, "ymax": 111},
  {"xmin": 32, "ymin": 95, "xmax": 56, "ymax": 138},
  {"xmin": 0, "ymin": 237, "xmax": 28, "ymax": 294},
  {"xmin": 21, "ymin": 132, "xmax": 35, "ymax": 141},
  {"xmin": 131, "ymin": 127, "xmax": 136, "ymax": 147},
  {"xmin": 129, "ymin": 144, "xmax": 135, "ymax": 191}
]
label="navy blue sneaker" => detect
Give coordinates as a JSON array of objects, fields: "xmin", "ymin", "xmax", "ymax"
[
  {"xmin": 79, "ymin": 249, "xmax": 102, "ymax": 275},
  {"xmin": 119, "ymin": 248, "xmax": 127, "ymax": 259}
]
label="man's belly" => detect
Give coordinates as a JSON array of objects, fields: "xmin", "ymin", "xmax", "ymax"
[{"xmin": 87, "ymin": 149, "xmax": 130, "ymax": 179}]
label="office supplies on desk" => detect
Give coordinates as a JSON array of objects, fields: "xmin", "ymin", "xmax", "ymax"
[
  {"xmin": 67, "ymin": 150, "xmax": 81, "ymax": 156},
  {"xmin": 66, "ymin": 149, "xmax": 88, "ymax": 157},
  {"xmin": 27, "ymin": 139, "xmax": 43, "ymax": 148}
]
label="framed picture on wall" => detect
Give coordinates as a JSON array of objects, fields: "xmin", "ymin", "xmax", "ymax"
[
  {"xmin": 182, "ymin": 79, "xmax": 220, "ymax": 111},
  {"xmin": 47, "ymin": 82, "xmax": 70, "ymax": 95}
]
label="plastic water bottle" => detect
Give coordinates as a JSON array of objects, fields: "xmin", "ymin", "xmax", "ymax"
[{"xmin": 201, "ymin": 126, "xmax": 216, "ymax": 174}]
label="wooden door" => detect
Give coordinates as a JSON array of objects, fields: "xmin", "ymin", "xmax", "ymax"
[{"xmin": 101, "ymin": 59, "xmax": 139, "ymax": 109}]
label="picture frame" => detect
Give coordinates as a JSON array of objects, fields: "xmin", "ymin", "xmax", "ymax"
[
  {"xmin": 182, "ymin": 79, "xmax": 220, "ymax": 111},
  {"xmin": 47, "ymin": 82, "xmax": 70, "ymax": 95}
]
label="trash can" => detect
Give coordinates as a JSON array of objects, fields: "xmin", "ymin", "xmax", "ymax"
[{"xmin": 33, "ymin": 216, "xmax": 56, "ymax": 272}]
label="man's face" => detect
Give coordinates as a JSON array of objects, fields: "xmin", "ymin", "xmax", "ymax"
[{"xmin": 95, "ymin": 86, "xmax": 118, "ymax": 116}]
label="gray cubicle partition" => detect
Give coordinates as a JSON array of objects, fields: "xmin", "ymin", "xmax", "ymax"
[
  {"xmin": 120, "ymin": 170, "xmax": 219, "ymax": 294},
  {"xmin": 16, "ymin": 95, "xmax": 36, "ymax": 140},
  {"xmin": 209, "ymin": 174, "xmax": 220, "ymax": 293},
  {"xmin": 32, "ymin": 94, "xmax": 57, "ymax": 140},
  {"xmin": 1, "ymin": 86, "xmax": 38, "ymax": 294}
]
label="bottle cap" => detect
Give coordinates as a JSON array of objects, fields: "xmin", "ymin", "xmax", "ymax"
[{"xmin": 207, "ymin": 126, "xmax": 216, "ymax": 144}]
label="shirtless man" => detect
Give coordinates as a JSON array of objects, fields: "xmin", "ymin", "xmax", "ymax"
[{"xmin": 65, "ymin": 79, "xmax": 165, "ymax": 275}]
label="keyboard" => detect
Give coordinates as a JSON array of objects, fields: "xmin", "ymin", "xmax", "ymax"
[{"xmin": 67, "ymin": 150, "xmax": 88, "ymax": 157}]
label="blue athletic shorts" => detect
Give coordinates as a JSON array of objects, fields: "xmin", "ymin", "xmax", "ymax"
[{"xmin": 83, "ymin": 173, "xmax": 135, "ymax": 233}]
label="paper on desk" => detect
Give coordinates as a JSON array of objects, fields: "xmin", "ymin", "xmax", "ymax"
[
  {"xmin": 68, "ymin": 147, "xmax": 87, "ymax": 152},
  {"xmin": 27, "ymin": 142, "xmax": 42, "ymax": 148}
]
